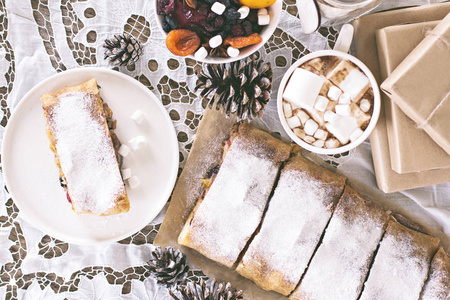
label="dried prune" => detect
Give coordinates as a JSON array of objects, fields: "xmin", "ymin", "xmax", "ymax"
[
  {"xmin": 231, "ymin": 24, "xmax": 244, "ymax": 37},
  {"xmin": 213, "ymin": 16, "xmax": 224, "ymax": 30},
  {"xmin": 224, "ymin": 8, "xmax": 240, "ymax": 20},
  {"xmin": 162, "ymin": 21, "xmax": 172, "ymax": 33},
  {"xmin": 166, "ymin": 29, "xmax": 201, "ymax": 56},
  {"xmin": 219, "ymin": 0, "xmax": 230, "ymax": 7},
  {"xmin": 157, "ymin": 0, "xmax": 175, "ymax": 15},
  {"xmin": 229, "ymin": 33, "xmax": 262, "ymax": 49},
  {"xmin": 242, "ymin": 20, "xmax": 253, "ymax": 35},
  {"xmin": 165, "ymin": 15, "xmax": 179, "ymax": 30}
]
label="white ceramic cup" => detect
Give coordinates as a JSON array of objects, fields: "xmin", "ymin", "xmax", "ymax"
[
  {"xmin": 154, "ymin": 0, "xmax": 282, "ymax": 63},
  {"xmin": 277, "ymin": 24, "xmax": 381, "ymax": 155}
]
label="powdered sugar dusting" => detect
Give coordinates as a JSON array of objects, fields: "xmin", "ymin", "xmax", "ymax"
[
  {"xmin": 49, "ymin": 92, "xmax": 125, "ymax": 215},
  {"xmin": 360, "ymin": 221, "xmax": 439, "ymax": 300},
  {"xmin": 237, "ymin": 162, "xmax": 343, "ymax": 295},
  {"xmin": 296, "ymin": 189, "xmax": 389, "ymax": 300},
  {"xmin": 420, "ymin": 247, "xmax": 450, "ymax": 300},
  {"xmin": 183, "ymin": 138, "xmax": 280, "ymax": 268}
]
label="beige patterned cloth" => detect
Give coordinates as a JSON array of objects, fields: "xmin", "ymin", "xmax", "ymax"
[{"xmin": 0, "ymin": 0, "xmax": 447, "ymax": 298}]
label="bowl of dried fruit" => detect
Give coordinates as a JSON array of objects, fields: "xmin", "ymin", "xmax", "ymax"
[{"xmin": 156, "ymin": 0, "xmax": 282, "ymax": 63}]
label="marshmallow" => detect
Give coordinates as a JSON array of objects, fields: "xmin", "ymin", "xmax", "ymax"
[
  {"xmin": 118, "ymin": 144, "xmax": 131, "ymax": 157},
  {"xmin": 335, "ymin": 104, "xmax": 351, "ymax": 116},
  {"xmin": 296, "ymin": 110, "xmax": 310, "ymax": 125},
  {"xmin": 327, "ymin": 86, "xmax": 342, "ymax": 101},
  {"xmin": 313, "ymin": 140, "xmax": 325, "ymax": 148},
  {"xmin": 227, "ymin": 46, "xmax": 240, "ymax": 58},
  {"xmin": 195, "ymin": 47, "xmax": 208, "ymax": 60},
  {"xmin": 121, "ymin": 168, "xmax": 132, "ymax": 180},
  {"xmin": 350, "ymin": 128, "xmax": 364, "ymax": 142},
  {"xmin": 209, "ymin": 35, "xmax": 223, "ymax": 48},
  {"xmin": 286, "ymin": 116, "xmax": 301, "ymax": 129},
  {"xmin": 314, "ymin": 129, "xmax": 328, "ymax": 140},
  {"xmin": 258, "ymin": 14, "xmax": 270, "ymax": 26},
  {"xmin": 258, "ymin": 8, "xmax": 268, "ymax": 15},
  {"xmin": 131, "ymin": 110, "xmax": 146, "ymax": 125},
  {"xmin": 283, "ymin": 68, "xmax": 324, "ymax": 111},
  {"xmin": 293, "ymin": 128, "xmax": 306, "ymax": 139},
  {"xmin": 360, "ymin": 98, "xmax": 371, "ymax": 112},
  {"xmin": 325, "ymin": 116, "xmax": 358, "ymax": 144},
  {"xmin": 211, "ymin": 2, "xmax": 226, "ymax": 15},
  {"xmin": 314, "ymin": 96, "xmax": 329, "ymax": 112},
  {"xmin": 128, "ymin": 136, "xmax": 147, "ymax": 151},
  {"xmin": 238, "ymin": 6, "xmax": 250, "ymax": 19},
  {"xmin": 304, "ymin": 136, "xmax": 316, "ymax": 144},
  {"xmin": 308, "ymin": 108, "xmax": 325, "ymax": 126},
  {"xmin": 127, "ymin": 176, "xmax": 141, "ymax": 189},
  {"xmin": 283, "ymin": 102, "xmax": 292, "ymax": 118},
  {"xmin": 324, "ymin": 110, "xmax": 338, "ymax": 123},
  {"xmin": 339, "ymin": 68, "xmax": 370, "ymax": 101},
  {"xmin": 304, "ymin": 119, "xmax": 319, "ymax": 136},
  {"xmin": 338, "ymin": 93, "xmax": 351, "ymax": 105},
  {"xmin": 352, "ymin": 103, "xmax": 371, "ymax": 127},
  {"xmin": 325, "ymin": 138, "xmax": 340, "ymax": 149}
]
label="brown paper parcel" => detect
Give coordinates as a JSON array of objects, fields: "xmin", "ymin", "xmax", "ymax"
[
  {"xmin": 353, "ymin": 2, "xmax": 450, "ymax": 193},
  {"xmin": 376, "ymin": 21, "xmax": 450, "ymax": 173},
  {"xmin": 381, "ymin": 13, "xmax": 450, "ymax": 155},
  {"xmin": 154, "ymin": 108, "xmax": 450, "ymax": 299}
]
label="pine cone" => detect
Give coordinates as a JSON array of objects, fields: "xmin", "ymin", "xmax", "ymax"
[
  {"xmin": 103, "ymin": 33, "xmax": 143, "ymax": 66},
  {"xmin": 194, "ymin": 54, "xmax": 273, "ymax": 122},
  {"xmin": 169, "ymin": 278, "xmax": 244, "ymax": 300},
  {"xmin": 147, "ymin": 246, "xmax": 189, "ymax": 288}
]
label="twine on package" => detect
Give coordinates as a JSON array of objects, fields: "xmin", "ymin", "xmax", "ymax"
[
  {"xmin": 417, "ymin": 90, "xmax": 450, "ymax": 129},
  {"xmin": 425, "ymin": 30, "xmax": 450, "ymax": 49}
]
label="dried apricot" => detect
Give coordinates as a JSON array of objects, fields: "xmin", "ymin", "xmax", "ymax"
[
  {"xmin": 229, "ymin": 33, "xmax": 262, "ymax": 49},
  {"xmin": 166, "ymin": 29, "xmax": 200, "ymax": 56},
  {"xmin": 223, "ymin": 35, "xmax": 233, "ymax": 46}
]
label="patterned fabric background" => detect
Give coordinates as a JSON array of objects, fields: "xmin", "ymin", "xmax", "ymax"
[{"xmin": 0, "ymin": 0, "xmax": 448, "ymax": 298}]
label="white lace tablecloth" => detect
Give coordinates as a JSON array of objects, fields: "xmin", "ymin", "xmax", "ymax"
[{"xmin": 0, "ymin": 0, "xmax": 448, "ymax": 298}]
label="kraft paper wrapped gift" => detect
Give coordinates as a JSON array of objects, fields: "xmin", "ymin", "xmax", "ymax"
[
  {"xmin": 376, "ymin": 21, "xmax": 450, "ymax": 173},
  {"xmin": 381, "ymin": 13, "xmax": 450, "ymax": 156},
  {"xmin": 353, "ymin": 2, "xmax": 450, "ymax": 193}
]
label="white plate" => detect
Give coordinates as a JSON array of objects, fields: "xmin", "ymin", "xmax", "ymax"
[{"xmin": 2, "ymin": 67, "xmax": 179, "ymax": 245}]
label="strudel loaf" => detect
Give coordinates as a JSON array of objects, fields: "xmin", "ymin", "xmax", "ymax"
[
  {"xmin": 41, "ymin": 78, "xmax": 129, "ymax": 216},
  {"xmin": 178, "ymin": 123, "xmax": 290, "ymax": 268},
  {"xmin": 236, "ymin": 154, "xmax": 346, "ymax": 296}
]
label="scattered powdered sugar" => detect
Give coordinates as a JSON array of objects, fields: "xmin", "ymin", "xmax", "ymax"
[
  {"xmin": 49, "ymin": 92, "xmax": 125, "ymax": 215},
  {"xmin": 184, "ymin": 140, "xmax": 280, "ymax": 268},
  {"xmin": 420, "ymin": 247, "xmax": 450, "ymax": 300},
  {"xmin": 359, "ymin": 221, "xmax": 439, "ymax": 300},
  {"xmin": 295, "ymin": 189, "xmax": 389, "ymax": 300},
  {"xmin": 237, "ymin": 166, "xmax": 343, "ymax": 295}
]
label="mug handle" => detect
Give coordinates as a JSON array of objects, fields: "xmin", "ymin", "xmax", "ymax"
[{"xmin": 333, "ymin": 24, "xmax": 354, "ymax": 53}]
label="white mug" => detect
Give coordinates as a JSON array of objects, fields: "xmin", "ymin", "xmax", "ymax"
[{"xmin": 276, "ymin": 25, "xmax": 381, "ymax": 155}]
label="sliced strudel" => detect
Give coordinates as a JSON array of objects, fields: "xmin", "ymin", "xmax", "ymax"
[
  {"xmin": 290, "ymin": 186, "xmax": 390, "ymax": 300},
  {"xmin": 178, "ymin": 123, "xmax": 291, "ymax": 268},
  {"xmin": 236, "ymin": 154, "xmax": 346, "ymax": 295},
  {"xmin": 359, "ymin": 220, "xmax": 440, "ymax": 300},
  {"xmin": 420, "ymin": 247, "xmax": 449, "ymax": 300},
  {"xmin": 41, "ymin": 78, "xmax": 129, "ymax": 216}
]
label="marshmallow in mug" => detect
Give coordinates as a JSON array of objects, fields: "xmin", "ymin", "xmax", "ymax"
[{"xmin": 282, "ymin": 56, "xmax": 374, "ymax": 149}]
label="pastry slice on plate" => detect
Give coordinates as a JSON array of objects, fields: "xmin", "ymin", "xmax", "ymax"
[
  {"xmin": 235, "ymin": 154, "xmax": 346, "ymax": 295},
  {"xmin": 290, "ymin": 186, "xmax": 390, "ymax": 300},
  {"xmin": 178, "ymin": 123, "xmax": 291, "ymax": 268},
  {"xmin": 420, "ymin": 247, "xmax": 449, "ymax": 300},
  {"xmin": 41, "ymin": 78, "xmax": 129, "ymax": 216},
  {"xmin": 359, "ymin": 219, "xmax": 440, "ymax": 300}
]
